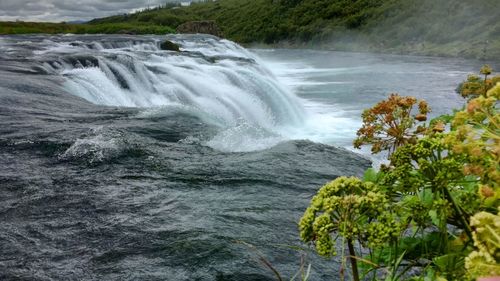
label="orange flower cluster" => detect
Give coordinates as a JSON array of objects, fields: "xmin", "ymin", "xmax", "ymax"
[{"xmin": 354, "ymin": 93, "xmax": 430, "ymax": 157}]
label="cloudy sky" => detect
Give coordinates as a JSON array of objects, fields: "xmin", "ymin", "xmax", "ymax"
[{"xmin": 0, "ymin": 0, "xmax": 178, "ymax": 22}]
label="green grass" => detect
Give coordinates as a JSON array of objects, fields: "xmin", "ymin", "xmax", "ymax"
[{"xmin": 0, "ymin": 22, "xmax": 174, "ymax": 35}]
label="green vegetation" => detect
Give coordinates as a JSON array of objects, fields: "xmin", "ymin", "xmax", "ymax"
[
  {"xmin": 1, "ymin": 0, "xmax": 498, "ymax": 59},
  {"xmin": 300, "ymin": 67, "xmax": 499, "ymax": 280},
  {"xmin": 91, "ymin": 0, "xmax": 387, "ymax": 43},
  {"xmin": 90, "ymin": 0, "xmax": 499, "ymax": 59},
  {"xmin": 0, "ymin": 21, "xmax": 174, "ymax": 35}
]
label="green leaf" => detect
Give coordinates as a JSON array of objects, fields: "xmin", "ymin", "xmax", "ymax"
[
  {"xmin": 461, "ymin": 176, "xmax": 479, "ymax": 191},
  {"xmin": 424, "ymin": 268, "xmax": 436, "ymax": 281},
  {"xmin": 430, "ymin": 113, "xmax": 454, "ymax": 125},
  {"xmin": 363, "ymin": 168, "xmax": 380, "ymax": 183},
  {"xmin": 433, "ymin": 253, "xmax": 464, "ymax": 273},
  {"xmin": 429, "ymin": 210, "xmax": 440, "ymax": 226},
  {"xmin": 420, "ymin": 188, "xmax": 434, "ymax": 206}
]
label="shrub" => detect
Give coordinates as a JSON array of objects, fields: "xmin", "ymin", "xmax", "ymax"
[{"xmin": 300, "ymin": 66, "xmax": 499, "ymax": 280}]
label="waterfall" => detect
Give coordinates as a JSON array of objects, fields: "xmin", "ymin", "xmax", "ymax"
[{"xmin": 31, "ymin": 34, "xmax": 306, "ymax": 151}]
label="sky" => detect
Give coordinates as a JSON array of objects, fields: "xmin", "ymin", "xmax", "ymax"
[{"xmin": 0, "ymin": 0, "xmax": 179, "ymax": 22}]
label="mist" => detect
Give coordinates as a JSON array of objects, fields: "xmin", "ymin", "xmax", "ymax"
[{"xmin": 302, "ymin": 0, "xmax": 500, "ymax": 60}]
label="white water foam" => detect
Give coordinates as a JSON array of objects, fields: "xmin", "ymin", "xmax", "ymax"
[
  {"xmin": 38, "ymin": 35, "xmax": 306, "ymax": 152},
  {"xmin": 258, "ymin": 58, "xmax": 361, "ymax": 148},
  {"xmin": 59, "ymin": 127, "xmax": 126, "ymax": 164}
]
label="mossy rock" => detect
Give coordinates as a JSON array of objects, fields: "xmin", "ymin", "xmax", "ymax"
[{"xmin": 160, "ymin": 40, "xmax": 180, "ymax": 51}]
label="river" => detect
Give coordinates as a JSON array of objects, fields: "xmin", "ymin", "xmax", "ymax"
[{"xmin": 0, "ymin": 34, "xmax": 488, "ymax": 280}]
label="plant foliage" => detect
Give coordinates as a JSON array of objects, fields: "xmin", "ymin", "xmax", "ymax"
[{"xmin": 300, "ymin": 66, "xmax": 499, "ymax": 280}]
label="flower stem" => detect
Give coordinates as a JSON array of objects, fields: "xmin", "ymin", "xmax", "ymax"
[{"xmin": 347, "ymin": 238, "xmax": 360, "ymax": 281}]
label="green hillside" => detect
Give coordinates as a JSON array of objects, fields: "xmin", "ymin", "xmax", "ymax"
[
  {"xmin": 2, "ymin": 0, "xmax": 499, "ymax": 59},
  {"xmin": 90, "ymin": 0, "xmax": 391, "ymax": 43},
  {"xmin": 90, "ymin": 0, "xmax": 500, "ymax": 59}
]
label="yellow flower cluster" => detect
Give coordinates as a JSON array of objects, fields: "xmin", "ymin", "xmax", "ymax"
[
  {"xmin": 446, "ymin": 82, "xmax": 499, "ymax": 208},
  {"xmin": 299, "ymin": 177, "xmax": 399, "ymax": 257},
  {"xmin": 459, "ymin": 65, "xmax": 500, "ymax": 99},
  {"xmin": 465, "ymin": 208, "xmax": 500, "ymax": 279}
]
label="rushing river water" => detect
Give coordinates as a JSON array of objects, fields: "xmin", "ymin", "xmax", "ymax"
[{"xmin": 0, "ymin": 34, "xmax": 489, "ymax": 280}]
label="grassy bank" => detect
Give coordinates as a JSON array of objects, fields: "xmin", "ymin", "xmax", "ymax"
[{"xmin": 0, "ymin": 21, "xmax": 174, "ymax": 35}]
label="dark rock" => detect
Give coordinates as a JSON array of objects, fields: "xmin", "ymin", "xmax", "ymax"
[
  {"xmin": 176, "ymin": 20, "xmax": 223, "ymax": 37},
  {"xmin": 160, "ymin": 40, "xmax": 180, "ymax": 52}
]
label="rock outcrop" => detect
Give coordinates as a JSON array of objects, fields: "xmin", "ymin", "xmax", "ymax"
[
  {"xmin": 176, "ymin": 21, "xmax": 222, "ymax": 37},
  {"xmin": 160, "ymin": 40, "xmax": 180, "ymax": 51}
]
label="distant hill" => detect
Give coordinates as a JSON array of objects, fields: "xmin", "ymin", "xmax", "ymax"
[
  {"xmin": 67, "ymin": 20, "xmax": 88, "ymax": 24},
  {"xmin": 2, "ymin": 0, "xmax": 499, "ymax": 59}
]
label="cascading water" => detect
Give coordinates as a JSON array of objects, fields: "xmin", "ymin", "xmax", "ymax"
[
  {"xmin": 0, "ymin": 35, "xmax": 371, "ymax": 281},
  {"xmin": 3, "ymin": 33, "xmax": 473, "ymax": 281},
  {"xmin": 29, "ymin": 35, "xmax": 306, "ymax": 152}
]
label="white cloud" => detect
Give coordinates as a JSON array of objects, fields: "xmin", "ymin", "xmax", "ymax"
[{"xmin": 0, "ymin": 0, "xmax": 178, "ymax": 22}]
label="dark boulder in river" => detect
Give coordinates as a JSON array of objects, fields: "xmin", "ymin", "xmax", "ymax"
[{"xmin": 160, "ymin": 40, "xmax": 180, "ymax": 51}]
